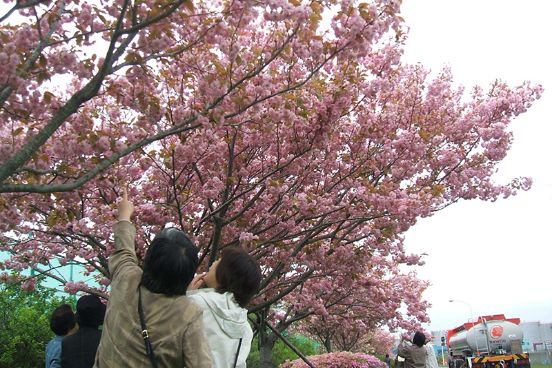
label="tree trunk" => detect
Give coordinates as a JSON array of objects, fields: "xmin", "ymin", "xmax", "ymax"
[
  {"xmin": 324, "ymin": 336, "xmax": 332, "ymax": 353},
  {"xmin": 254, "ymin": 309, "xmax": 316, "ymax": 368},
  {"xmin": 259, "ymin": 329, "xmax": 278, "ymax": 368}
]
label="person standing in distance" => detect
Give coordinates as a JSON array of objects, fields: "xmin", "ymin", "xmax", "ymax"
[
  {"xmin": 384, "ymin": 353, "xmax": 392, "ymax": 368},
  {"xmin": 45, "ymin": 304, "xmax": 78, "ymax": 368},
  {"xmin": 61, "ymin": 294, "xmax": 105, "ymax": 368}
]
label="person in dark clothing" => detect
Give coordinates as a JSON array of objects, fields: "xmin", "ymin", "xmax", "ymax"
[
  {"xmin": 61, "ymin": 295, "xmax": 106, "ymax": 368},
  {"xmin": 385, "ymin": 353, "xmax": 392, "ymax": 368}
]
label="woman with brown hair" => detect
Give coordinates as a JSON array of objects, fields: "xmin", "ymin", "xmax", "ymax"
[{"xmin": 188, "ymin": 247, "xmax": 261, "ymax": 368}]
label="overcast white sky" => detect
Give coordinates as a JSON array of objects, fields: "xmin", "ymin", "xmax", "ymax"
[{"xmin": 400, "ymin": 0, "xmax": 552, "ymax": 332}]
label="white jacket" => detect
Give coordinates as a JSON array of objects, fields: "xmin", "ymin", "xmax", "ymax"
[
  {"xmin": 425, "ymin": 344, "xmax": 439, "ymax": 368},
  {"xmin": 188, "ymin": 289, "xmax": 252, "ymax": 368}
]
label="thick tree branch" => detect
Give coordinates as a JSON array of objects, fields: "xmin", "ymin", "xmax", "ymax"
[
  {"xmin": 249, "ymin": 316, "xmax": 316, "ymax": 368},
  {"xmin": 0, "ymin": 0, "xmax": 50, "ymax": 24},
  {"xmin": 0, "ymin": 122, "xmax": 201, "ymax": 192},
  {"xmin": 0, "ymin": 0, "xmax": 197, "ymax": 189}
]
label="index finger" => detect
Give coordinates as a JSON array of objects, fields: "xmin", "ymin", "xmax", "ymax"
[{"xmin": 122, "ymin": 185, "xmax": 128, "ymax": 201}]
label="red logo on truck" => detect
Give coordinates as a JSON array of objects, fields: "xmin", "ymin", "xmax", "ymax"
[{"xmin": 490, "ymin": 325, "xmax": 504, "ymax": 339}]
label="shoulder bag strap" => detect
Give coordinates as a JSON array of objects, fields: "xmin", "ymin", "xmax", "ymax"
[
  {"xmin": 233, "ymin": 338, "xmax": 243, "ymax": 368},
  {"xmin": 138, "ymin": 286, "xmax": 159, "ymax": 368}
]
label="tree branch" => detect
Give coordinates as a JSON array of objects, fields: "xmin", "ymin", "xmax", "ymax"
[
  {"xmin": 0, "ymin": 0, "xmax": 50, "ymax": 24},
  {"xmin": 249, "ymin": 316, "xmax": 316, "ymax": 368},
  {"xmin": 0, "ymin": 121, "xmax": 201, "ymax": 193}
]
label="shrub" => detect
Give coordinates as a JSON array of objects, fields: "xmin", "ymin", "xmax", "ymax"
[
  {"xmin": 247, "ymin": 334, "xmax": 321, "ymax": 368},
  {"xmin": 0, "ymin": 282, "xmax": 68, "ymax": 368},
  {"xmin": 281, "ymin": 351, "xmax": 388, "ymax": 368}
]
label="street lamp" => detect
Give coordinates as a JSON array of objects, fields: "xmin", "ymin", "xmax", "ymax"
[
  {"xmin": 448, "ymin": 299, "xmax": 475, "ymax": 322},
  {"xmin": 449, "ymin": 299, "xmax": 480, "ymax": 355}
]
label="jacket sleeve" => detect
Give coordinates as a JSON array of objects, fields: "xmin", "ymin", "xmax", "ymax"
[
  {"xmin": 398, "ymin": 343, "xmax": 412, "ymax": 359},
  {"xmin": 49, "ymin": 356, "xmax": 61, "ymax": 368},
  {"xmin": 426, "ymin": 344, "xmax": 439, "ymax": 368},
  {"xmin": 109, "ymin": 221, "xmax": 138, "ymax": 280},
  {"xmin": 182, "ymin": 312, "xmax": 214, "ymax": 368},
  {"xmin": 237, "ymin": 323, "xmax": 253, "ymax": 368},
  {"xmin": 45, "ymin": 340, "xmax": 62, "ymax": 368}
]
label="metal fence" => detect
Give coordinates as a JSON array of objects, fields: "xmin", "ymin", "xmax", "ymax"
[{"xmin": 530, "ymin": 351, "xmax": 552, "ymax": 365}]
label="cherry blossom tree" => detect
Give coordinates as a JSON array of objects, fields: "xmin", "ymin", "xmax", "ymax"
[
  {"xmin": 297, "ymin": 272, "xmax": 427, "ymax": 353},
  {"xmin": 308, "ymin": 323, "xmax": 396, "ymax": 355},
  {"xmin": 0, "ymin": 0, "xmax": 543, "ymax": 366},
  {"xmin": 0, "ymin": 0, "xmax": 402, "ymax": 193},
  {"xmin": 360, "ymin": 330, "xmax": 396, "ymax": 356}
]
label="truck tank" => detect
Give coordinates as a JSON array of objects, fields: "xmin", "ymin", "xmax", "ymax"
[{"xmin": 449, "ymin": 320, "xmax": 524, "ymax": 356}]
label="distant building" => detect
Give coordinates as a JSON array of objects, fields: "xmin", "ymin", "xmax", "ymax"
[{"xmin": 520, "ymin": 321, "xmax": 552, "ymax": 352}]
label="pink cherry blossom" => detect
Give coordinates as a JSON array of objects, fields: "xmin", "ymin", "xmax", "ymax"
[{"xmin": 0, "ymin": 0, "xmax": 543, "ymax": 362}]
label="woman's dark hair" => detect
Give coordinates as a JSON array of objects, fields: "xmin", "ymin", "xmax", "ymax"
[
  {"xmin": 141, "ymin": 227, "xmax": 198, "ymax": 296},
  {"xmin": 50, "ymin": 304, "xmax": 76, "ymax": 336},
  {"xmin": 215, "ymin": 247, "xmax": 261, "ymax": 308},
  {"xmin": 413, "ymin": 331, "xmax": 426, "ymax": 347},
  {"xmin": 76, "ymin": 294, "xmax": 106, "ymax": 328}
]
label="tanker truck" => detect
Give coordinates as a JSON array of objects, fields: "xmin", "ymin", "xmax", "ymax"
[{"xmin": 447, "ymin": 314, "xmax": 530, "ymax": 368}]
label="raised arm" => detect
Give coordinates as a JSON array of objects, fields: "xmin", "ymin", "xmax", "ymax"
[
  {"xmin": 109, "ymin": 187, "xmax": 138, "ymax": 280},
  {"xmin": 117, "ymin": 187, "xmax": 134, "ymax": 223},
  {"xmin": 398, "ymin": 340, "xmax": 412, "ymax": 359}
]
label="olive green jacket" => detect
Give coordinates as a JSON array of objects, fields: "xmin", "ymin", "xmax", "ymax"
[
  {"xmin": 398, "ymin": 343, "xmax": 427, "ymax": 368},
  {"xmin": 94, "ymin": 221, "xmax": 213, "ymax": 367}
]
